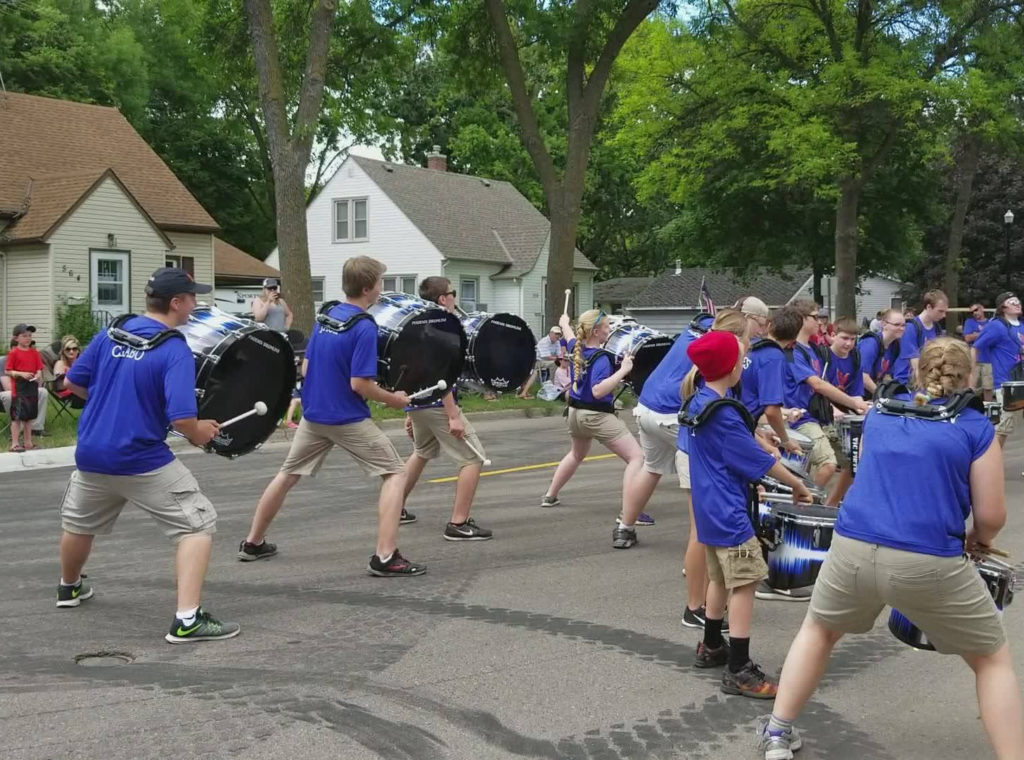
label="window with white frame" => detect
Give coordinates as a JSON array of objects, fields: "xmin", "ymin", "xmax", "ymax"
[
  {"xmin": 311, "ymin": 277, "xmax": 325, "ymax": 305},
  {"xmin": 333, "ymin": 198, "xmax": 368, "ymax": 242},
  {"xmin": 460, "ymin": 277, "xmax": 479, "ymax": 312},
  {"xmin": 165, "ymin": 254, "xmax": 195, "ymax": 276},
  {"xmin": 383, "ymin": 275, "xmax": 417, "ymax": 295},
  {"xmin": 890, "ymin": 296, "xmax": 903, "ymax": 310}
]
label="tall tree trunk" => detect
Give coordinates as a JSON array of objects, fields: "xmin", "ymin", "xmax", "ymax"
[
  {"xmin": 272, "ymin": 152, "xmax": 314, "ymax": 330},
  {"xmin": 811, "ymin": 248, "xmax": 823, "ymax": 305},
  {"xmin": 943, "ymin": 133, "xmax": 982, "ymax": 331},
  {"xmin": 547, "ymin": 193, "xmax": 583, "ymax": 322},
  {"xmin": 834, "ymin": 178, "xmax": 861, "ymax": 319}
]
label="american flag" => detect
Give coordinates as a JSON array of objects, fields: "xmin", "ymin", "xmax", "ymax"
[{"xmin": 699, "ymin": 276, "xmax": 716, "ymax": 316}]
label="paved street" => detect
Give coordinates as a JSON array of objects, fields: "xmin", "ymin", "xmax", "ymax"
[{"xmin": 3, "ymin": 413, "xmax": 1024, "ymax": 759}]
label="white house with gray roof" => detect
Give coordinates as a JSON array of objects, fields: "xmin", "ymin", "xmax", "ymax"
[{"xmin": 266, "ymin": 150, "xmax": 598, "ymax": 338}]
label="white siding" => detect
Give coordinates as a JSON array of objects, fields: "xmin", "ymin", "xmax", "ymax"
[
  {"xmin": 268, "ymin": 157, "xmax": 445, "ymax": 303},
  {"xmin": 515, "ymin": 234, "xmax": 596, "ymax": 337},
  {"xmin": 2, "ymin": 245, "xmax": 53, "ymax": 342},
  {"xmin": 799, "ymin": 276, "xmax": 904, "ymax": 325},
  {"xmin": 49, "ymin": 177, "xmax": 171, "ymax": 322},
  {"xmin": 624, "ymin": 309, "xmax": 697, "ymax": 335},
  {"xmin": 166, "ymin": 232, "xmax": 215, "ymax": 298},
  {"xmin": 444, "ymin": 259, "xmax": 504, "ymax": 312}
]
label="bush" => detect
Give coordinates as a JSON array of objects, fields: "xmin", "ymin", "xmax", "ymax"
[{"xmin": 56, "ymin": 300, "xmax": 101, "ymax": 347}]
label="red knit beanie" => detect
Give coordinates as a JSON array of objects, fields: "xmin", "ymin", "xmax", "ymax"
[{"xmin": 686, "ymin": 330, "xmax": 740, "ymax": 382}]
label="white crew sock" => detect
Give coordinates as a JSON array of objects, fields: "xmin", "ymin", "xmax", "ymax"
[
  {"xmin": 60, "ymin": 577, "xmax": 80, "ymax": 587},
  {"xmin": 176, "ymin": 606, "xmax": 199, "ymax": 625}
]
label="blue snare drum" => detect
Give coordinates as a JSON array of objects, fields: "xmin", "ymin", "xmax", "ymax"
[{"xmin": 766, "ymin": 504, "xmax": 836, "ymax": 590}]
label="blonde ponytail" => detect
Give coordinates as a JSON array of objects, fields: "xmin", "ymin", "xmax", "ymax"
[{"xmin": 571, "ymin": 309, "xmax": 602, "ymax": 394}]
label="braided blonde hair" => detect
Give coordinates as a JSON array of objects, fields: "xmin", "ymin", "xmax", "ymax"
[
  {"xmin": 680, "ymin": 310, "xmax": 748, "ymax": 399},
  {"xmin": 572, "ymin": 309, "xmax": 604, "ymax": 394},
  {"xmin": 913, "ymin": 337, "xmax": 972, "ymax": 406}
]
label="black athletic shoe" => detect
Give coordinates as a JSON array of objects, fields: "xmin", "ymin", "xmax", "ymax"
[
  {"xmin": 612, "ymin": 524, "xmax": 638, "ymax": 549},
  {"xmin": 400, "ymin": 508, "xmax": 417, "ymax": 524},
  {"xmin": 443, "ymin": 518, "xmax": 493, "ymax": 541},
  {"xmin": 367, "ymin": 549, "xmax": 427, "ymax": 577},
  {"xmin": 681, "ymin": 605, "xmax": 731, "ymax": 633},
  {"xmin": 755, "ymin": 581, "xmax": 812, "ymax": 602},
  {"xmin": 540, "ymin": 495, "xmax": 560, "ymax": 508},
  {"xmin": 237, "ymin": 539, "xmax": 278, "ymax": 562},
  {"xmin": 56, "ymin": 576, "xmax": 94, "ymax": 608},
  {"xmin": 694, "ymin": 640, "xmax": 730, "ymax": 668},
  {"xmin": 164, "ymin": 608, "xmax": 240, "ymax": 644}
]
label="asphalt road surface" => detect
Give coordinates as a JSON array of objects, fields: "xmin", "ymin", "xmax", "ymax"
[{"xmin": 3, "ymin": 414, "xmax": 1024, "ymax": 759}]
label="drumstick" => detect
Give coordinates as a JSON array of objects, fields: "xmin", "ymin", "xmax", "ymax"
[
  {"xmin": 408, "ymin": 379, "xmax": 448, "ymax": 400},
  {"xmin": 220, "ymin": 401, "xmax": 269, "ymax": 429},
  {"xmin": 464, "ymin": 438, "xmax": 491, "ymax": 466},
  {"xmin": 976, "ymin": 545, "xmax": 1011, "ymax": 558},
  {"xmin": 563, "ymin": 288, "xmax": 571, "ymax": 315}
]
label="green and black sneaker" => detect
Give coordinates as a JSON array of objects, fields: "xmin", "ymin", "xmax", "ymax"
[
  {"xmin": 56, "ymin": 576, "xmax": 94, "ymax": 608},
  {"xmin": 165, "ymin": 607, "xmax": 240, "ymax": 644}
]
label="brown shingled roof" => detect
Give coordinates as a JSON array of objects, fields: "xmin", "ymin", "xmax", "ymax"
[
  {"xmin": 214, "ymin": 237, "xmax": 280, "ymax": 279},
  {"xmin": 0, "ymin": 92, "xmax": 218, "ymax": 240}
]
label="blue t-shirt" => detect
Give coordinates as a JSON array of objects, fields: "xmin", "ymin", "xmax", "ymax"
[
  {"xmin": 302, "ymin": 302, "xmax": 378, "ymax": 425},
  {"xmin": 567, "ymin": 339, "xmax": 614, "ymax": 404},
  {"xmin": 680, "ymin": 386, "xmax": 776, "ymax": 547},
  {"xmin": 826, "ymin": 350, "xmax": 864, "ymax": 398},
  {"xmin": 67, "ymin": 316, "xmax": 197, "ymax": 475},
  {"xmin": 857, "ymin": 333, "xmax": 899, "ymax": 384},
  {"xmin": 740, "ymin": 339, "xmax": 786, "ymax": 419},
  {"xmin": 964, "ymin": 317, "xmax": 990, "ymax": 362},
  {"xmin": 973, "ymin": 318, "xmax": 1024, "ymax": 386},
  {"xmin": 837, "ymin": 398, "xmax": 994, "ymax": 557},
  {"xmin": 783, "ymin": 342, "xmax": 822, "ymax": 425},
  {"xmin": 639, "ymin": 317, "xmax": 713, "ymax": 414},
  {"xmin": 893, "ymin": 319, "xmax": 940, "ymax": 384}
]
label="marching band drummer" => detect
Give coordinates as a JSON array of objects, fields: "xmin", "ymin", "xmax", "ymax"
[
  {"xmin": 539, "ymin": 309, "xmax": 644, "ymax": 527},
  {"xmin": 971, "ymin": 292, "xmax": 1024, "ymax": 450},
  {"xmin": 857, "ymin": 307, "xmax": 905, "ymax": 397},
  {"xmin": 757, "ymin": 337, "xmax": 1024, "ymax": 760}
]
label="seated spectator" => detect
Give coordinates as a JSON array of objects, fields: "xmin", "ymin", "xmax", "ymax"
[
  {"xmin": 4, "ymin": 324, "xmax": 45, "ymax": 451},
  {"xmin": 519, "ymin": 325, "xmax": 565, "ymax": 399},
  {"xmin": 52, "ymin": 335, "xmax": 86, "ymax": 409},
  {"xmin": 552, "ymin": 357, "xmax": 571, "ymax": 401}
]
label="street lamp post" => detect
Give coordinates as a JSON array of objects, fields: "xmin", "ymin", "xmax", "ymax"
[{"xmin": 1005, "ymin": 209, "xmax": 1015, "ymax": 289}]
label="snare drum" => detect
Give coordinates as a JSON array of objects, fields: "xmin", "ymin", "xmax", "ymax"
[
  {"xmin": 888, "ymin": 554, "xmax": 1016, "ymax": 651},
  {"xmin": 765, "ymin": 504, "xmax": 837, "ymax": 590},
  {"xmin": 180, "ymin": 306, "xmax": 295, "ymax": 457},
  {"xmin": 368, "ymin": 293, "xmax": 466, "ymax": 403},
  {"xmin": 1001, "ymin": 381, "xmax": 1024, "ymax": 412},
  {"xmin": 602, "ymin": 320, "xmax": 674, "ymax": 395},
  {"xmin": 781, "ymin": 428, "xmax": 814, "ymax": 475},
  {"xmin": 460, "ymin": 312, "xmax": 535, "ymax": 392},
  {"xmin": 836, "ymin": 415, "xmax": 865, "ymax": 474},
  {"xmin": 985, "ymin": 401, "xmax": 1002, "ymax": 426}
]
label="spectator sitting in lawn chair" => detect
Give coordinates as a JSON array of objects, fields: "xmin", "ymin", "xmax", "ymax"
[{"xmin": 52, "ymin": 335, "xmax": 87, "ymax": 410}]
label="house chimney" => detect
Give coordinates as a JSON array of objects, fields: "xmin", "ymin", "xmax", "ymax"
[
  {"xmin": 674, "ymin": 259, "xmax": 681, "ymax": 275},
  {"xmin": 426, "ymin": 145, "xmax": 447, "ymax": 172}
]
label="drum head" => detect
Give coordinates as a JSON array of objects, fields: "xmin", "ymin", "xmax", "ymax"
[
  {"xmin": 465, "ymin": 313, "xmax": 535, "ymax": 391},
  {"xmin": 196, "ymin": 327, "xmax": 295, "ymax": 457},
  {"xmin": 383, "ymin": 308, "xmax": 466, "ymax": 398}
]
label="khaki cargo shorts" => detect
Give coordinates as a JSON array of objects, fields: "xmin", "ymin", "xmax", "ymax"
[
  {"xmin": 635, "ymin": 404, "xmax": 679, "ymax": 476},
  {"xmin": 995, "ymin": 388, "xmax": 1017, "ymax": 437},
  {"xmin": 411, "ymin": 406, "xmax": 486, "ymax": 468},
  {"xmin": 978, "ymin": 362, "xmax": 994, "ymax": 391},
  {"xmin": 795, "ymin": 421, "xmax": 837, "ymax": 471},
  {"xmin": 60, "ymin": 458, "xmax": 216, "ymax": 542},
  {"xmin": 810, "ymin": 534, "xmax": 1006, "ymax": 656},
  {"xmin": 567, "ymin": 408, "xmax": 631, "ymax": 445},
  {"xmin": 281, "ymin": 418, "xmax": 404, "ymax": 477},
  {"xmin": 705, "ymin": 535, "xmax": 769, "ymax": 590},
  {"xmin": 820, "ymin": 424, "xmax": 850, "ymax": 470}
]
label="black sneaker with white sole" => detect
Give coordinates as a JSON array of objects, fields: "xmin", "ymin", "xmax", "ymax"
[
  {"xmin": 754, "ymin": 581, "xmax": 812, "ymax": 602},
  {"xmin": 540, "ymin": 495, "xmax": 560, "ymax": 507},
  {"xmin": 443, "ymin": 518, "xmax": 493, "ymax": 541},
  {"xmin": 165, "ymin": 607, "xmax": 240, "ymax": 644},
  {"xmin": 400, "ymin": 508, "xmax": 417, "ymax": 524},
  {"xmin": 237, "ymin": 539, "xmax": 277, "ymax": 561},
  {"xmin": 612, "ymin": 524, "xmax": 638, "ymax": 549},
  {"xmin": 681, "ymin": 605, "xmax": 730, "ymax": 633},
  {"xmin": 367, "ymin": 549, "xmax": 427, "ymax": 576},
  {"xmin": 56, "ymin": 576, "xmax": 94, "ymax": 608}
]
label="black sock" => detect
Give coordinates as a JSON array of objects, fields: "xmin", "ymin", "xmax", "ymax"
[
  {"xmin": 703, "ymin": 617, "xmax": 724, "ymax": 649},
  {"xmin": 728, "ymin": 636, "xmax": 750, "ymax": 672}
]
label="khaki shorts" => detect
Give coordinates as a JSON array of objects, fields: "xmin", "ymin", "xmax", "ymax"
[
  {"xmin": 705, "ymin": 535, "xmax": 769, "ymax": 590},
  {"xmin": 60, "ymin": 458, "xmax": 216, "ymax": 542},
  {"xmin": 995, "ymin": 388, "xmax": 1017, "ymax": 437},
  {"xmin": 978, "ymin": 362, "xmax": 994, "ymax": 391},
  {"xmin": 635, "ymin": 404, "xmax": 678, "ymax": 476},
  {"xmin": 810, "ymin": 534, "xmax": 1006, "ymax": 656},
  {"xmin": 411, "ymin": 407, "xmax": 486, "ymax": 468},
  {"xmin": 567, "ymin": 408, "xmax": 631, "ymax": 445},
  {"xmin": 820, "ymin": 424, "xmax": 850, "ymax": 470},
  {"xmin": 675, "ymin": 450, "xmax": 691, "ymax": 490},
  {"xmin": 795, "ymin": 421, "xmax": 837, "ymax": 472},
  {"xmin": 281, "ymin": 418, "xmax": 404, "ymax": 477}
]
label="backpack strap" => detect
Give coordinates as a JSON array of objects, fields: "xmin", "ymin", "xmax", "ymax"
[
  {"xmin": 678, "ymin": 393, "xmax": 757, "ymax": 433},
  {"xmin": 315, "ymin": 305, "xmax": 376, "ymax": 334},
  {"xmin": 107, "ymin": 314, "xmax": 186, "ymax": 351}
]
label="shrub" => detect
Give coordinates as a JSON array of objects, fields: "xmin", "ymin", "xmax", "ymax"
[{"xmin": 56, "ymin": 300, "xmax": 101, "ymax": 347}]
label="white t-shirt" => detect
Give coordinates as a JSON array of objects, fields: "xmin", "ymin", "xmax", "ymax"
[{"xmin": 536, "ymin": 335, "xmax": 563, "ymax": 360}]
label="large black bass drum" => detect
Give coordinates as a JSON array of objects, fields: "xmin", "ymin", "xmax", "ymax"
[
  {"xmin": 179, "ymin": 306, "xmax": 295, "ymax": 457},
  {"xmin": 367, "ymin": 293, "xmax": 466, "ymax": 405},
  {"xmin": 602, "ymin": 317, "xmax": 675, "ymax": 396},
  {"xmin": 459, "ymin": 311, "xmax": 536, "ymax": 392}
]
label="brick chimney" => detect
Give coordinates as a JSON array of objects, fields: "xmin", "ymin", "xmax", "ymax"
[{"xmin": 426, "ymin": 145, "xmax": 447, "ymax": 172}]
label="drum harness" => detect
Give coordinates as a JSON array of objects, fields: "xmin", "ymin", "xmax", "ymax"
[
  {"xmin": 316, "ymin": 300, "xmax": 376, "ymax": 334},
  {"xmin": 564, "ymin": 348, "xmax": 617, "ymax": 416},
  {"xmin": 107, "ymin": 313, "xmax": 186, "ymax": 352}
]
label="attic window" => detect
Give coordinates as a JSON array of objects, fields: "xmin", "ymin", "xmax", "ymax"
[{"xmin": 334, "ymin": 198, "xmax": 368, "ymax": 242}]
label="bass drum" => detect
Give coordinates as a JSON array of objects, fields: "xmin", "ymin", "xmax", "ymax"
[
  {"xmin": 367, "ymin": 293, "xmax": 466, "ymax": 404},
  {"xmin": 180, "ymin": 306, "xmax": 295, "ymax": 458},
  {"xmin": 602, "ymin": 318, "xmax": 675, "ymax": 396},
  {"xmin": 460, "ymin": 312, "xmax": 536, "ymax": 392}
]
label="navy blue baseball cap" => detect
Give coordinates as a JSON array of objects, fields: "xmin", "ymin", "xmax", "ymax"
[{"xmin": 145, "ymin": 267, "xmax": 212, "ymax": 297}]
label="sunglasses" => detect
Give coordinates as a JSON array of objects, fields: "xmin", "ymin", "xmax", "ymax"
[
  {"xmin": 65, "ymin": 346, "xmax": 80, "ymax": 352},
  {"xmin": 266, "ymin": 286, "xmax": 278, "ymax": 291},
  {"xmin": 444, "ymin": 290, "xmax": 457, "ymax": 298}
]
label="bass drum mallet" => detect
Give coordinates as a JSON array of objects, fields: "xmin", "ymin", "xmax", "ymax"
[{"xmin": 220, "ymin": 401, "xmax": 269, "ymax": 429}]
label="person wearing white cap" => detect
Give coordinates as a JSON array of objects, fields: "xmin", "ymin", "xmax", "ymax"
[
  {"xmin": 251, "ymin": 278, "xmax": 293, "ymax": 332},
  {"xmin": 518, "ymin": 325, "xmax": 566, "ymax": 399}
]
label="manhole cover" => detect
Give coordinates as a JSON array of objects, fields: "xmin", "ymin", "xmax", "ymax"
[{"xmin": 75, "ymin": 651, "xmax": 134, "ymax": 667}]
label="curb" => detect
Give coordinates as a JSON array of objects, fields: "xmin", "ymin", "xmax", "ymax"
[{"xmin": 0, "ymin": 405, "xmax": 570, "ymax": 474}]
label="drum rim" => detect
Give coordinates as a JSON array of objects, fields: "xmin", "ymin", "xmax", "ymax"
[{"xmin": 772, "ymin": 505, "xmax": 839, "ymax": 522}]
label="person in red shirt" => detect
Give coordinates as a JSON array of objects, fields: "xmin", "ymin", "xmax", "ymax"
[
  {"xmin": 6, "ymin": 323, "xmax": 44, "ymax": 451},
  {"xmin": 808, "ymin": 309, "xmax": 834, "ymax": 347}
]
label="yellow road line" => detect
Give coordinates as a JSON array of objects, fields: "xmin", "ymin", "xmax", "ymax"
[{"xmin": 427, "ymin": 453, "xmax": 618, "ymax": 483}]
